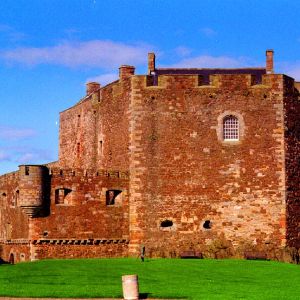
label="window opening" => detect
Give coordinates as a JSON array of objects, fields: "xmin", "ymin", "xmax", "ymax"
[
  {"xmin": 77, "ymin": 143, "xmax": 81, "ymax": 157},
  {"xmin": 25, "ymin": 166, "xmax": 30, "ymax": 175},
  {"xmin": 160, "ymin": 220, "xmax": 173, "ymax": 228},
  {"xmin": 223, "ymin": 115, "xmax": 239, "ymax": 141},
  {"xmin": 99, "ymin": 140, "xmax": 103, "ymax": 155},
  {"xmin": 9, "ymin": 253, "xmax": 14, "ymax": 264},
  {"xmin": 55, "ymin": 188, "xmax": 72, "ymax": 204},
  {"xmin": 203, "ymin": 220, "xmax": 211, "ymax": 229},
  {"xmin": 106, "ymin": 190, "xmax": 122, "ymax": 205}
]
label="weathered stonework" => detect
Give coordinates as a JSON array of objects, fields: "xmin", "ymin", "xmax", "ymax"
[{"xmin": 0, "ymin": 50, "xmax": 299, "ymax": 263}]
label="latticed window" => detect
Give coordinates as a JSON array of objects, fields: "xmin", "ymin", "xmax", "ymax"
[{"xmin": 223, "ymin": 115, "xmax": 239, "ymax": 140}]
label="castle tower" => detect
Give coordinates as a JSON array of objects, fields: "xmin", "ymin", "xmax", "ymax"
[{"xmin": 18, "ymin": 165, "xmax": 49, "ymax": 218}]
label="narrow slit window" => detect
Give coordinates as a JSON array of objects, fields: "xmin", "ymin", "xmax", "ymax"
[
  {"xmin": 25, "ymin": 166, "xmax": 30, "ymax": 175},
  {"xmin": 223, "ymin": 115, "xmax": 239, "ymax": 141},
  {"xmin": 77, "ymin": 143, "xmax": 81, "ymax": 157},
  {"xmin": 99, "ymin": 140, "xmax": 103, "ymax": 155}
]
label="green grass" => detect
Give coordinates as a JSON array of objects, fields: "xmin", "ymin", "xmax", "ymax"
[{"xmin": 0, "ymin": 258, "xmax": 299, "ymax": 299}]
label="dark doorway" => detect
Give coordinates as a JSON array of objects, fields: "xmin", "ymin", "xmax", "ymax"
[{"xmin": 9, "ymin": 253, "xmax": 14, "ymax": 264}]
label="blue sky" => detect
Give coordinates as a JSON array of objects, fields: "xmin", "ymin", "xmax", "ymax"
[{"xmin": 1, "ymin": 0, "xmax": 300, "ymax": 174}]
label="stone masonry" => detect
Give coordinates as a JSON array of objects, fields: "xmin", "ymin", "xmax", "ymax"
[{"xmin": 0, "ymin": 50, "xmax": 299, "ymax": 263}]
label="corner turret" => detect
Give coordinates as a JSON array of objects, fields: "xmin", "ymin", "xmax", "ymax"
[{"xmin": 18, "ymin": 165, "xmax": 50, "ymax": 217}]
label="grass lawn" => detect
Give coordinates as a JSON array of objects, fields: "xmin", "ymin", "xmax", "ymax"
[{"xmin": 0, "ymin": 258, "xmax": 299, "ymax": 299}]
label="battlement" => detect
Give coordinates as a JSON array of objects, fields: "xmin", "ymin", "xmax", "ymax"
[
  {"xmin": 133, "ymin": 73, "xmax": 294, "ymax": 93},
  {"xmin": 49, "ymin": 167, "xmax": 129, "ymax": 179},
  {"xmin": 68, "ymin": 49, "xmax": 281, "ymax": 108},
  {"xmin": 0, "ymin": 166, "xmax": 129, "ymax": 184}
]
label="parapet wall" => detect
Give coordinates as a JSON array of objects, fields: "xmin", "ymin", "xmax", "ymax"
[{"xmin": 145, "ymin": 73, "xmax": 275, "ymax": 89}]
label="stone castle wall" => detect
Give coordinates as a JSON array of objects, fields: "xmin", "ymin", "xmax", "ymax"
[
  {"xmin": 0, "ymin": 171, "xmax": 31, "ymax": 263},
  {"xmin": 283, "ymin": 75, "xmax": 300, "ymax": 249},
  {"xmin": 1, "ymin": 52, "xmax": 300, "ymax": 263},
  {"xmin": 0, "ymin": 171, "xmax": 30, "ymax": 240},
  {"xmin": 128, "ymin": 73, "xmax": 291, "ymax": 258},
  {"xmin": 0, "ymin": 167, "xmax": 129, "ymax": 262},
  {"xmin": 59, "ymin": 77, "xmax": 131, "ymax": 172}
]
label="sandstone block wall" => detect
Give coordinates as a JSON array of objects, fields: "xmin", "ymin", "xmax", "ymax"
[
  {"xmin": 283, "ymin": 76, "xmax": 300, "ymax": 248},
  {"xmin": 1, "ymin": 241, "xmax": 31, "ymax": 263},
  {"xmin": 0, "ymin": 167, "xmax": 130, "ymax": 262},
  {"xmin": 30, "ymin": 168, "xmax": 129, "ymax": 241},
  {"xmin": 128, "ymin": 73, "xmax": 288, "ymax": 258},
  {"xmin": 32, "ymin": 242, "xmax": 128, "ymax": 260},
  {"xmin": 59, "ymin": 78, "xmax": 131, "ymax": 172},
  {"xmin": 0, "ymin": 172, "xmax": 29, "ymax": 240}
]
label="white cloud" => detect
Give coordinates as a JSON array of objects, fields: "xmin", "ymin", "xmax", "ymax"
[
  {"xmin": 0, "ymin": 40, "xmax": 152, "ymax": 69},
  {"xmin": 169, "ymin": 55, "xmax": 251, "ymax": 68},
  {"xmin": 0, "ymin": 24, "xmax": 27, "ymax": 42},
  {"xmin": 86, "ymin": 73, "xmax": 119, "ymax": 86},
  {"xmin": 17, "ymin": 152, "xmax": 36, "ymax": 164},
  {"xmin": 0, "ymin": 145, "xmax": 53, "ymax": 165},
  {"xmin": 0, "ymin": 126, "xmax": 36, "ymax": 140},
  {"xmin": 0, "ymin": 150, "xmax": 11, "ymax": 162},
  {"xmin": 175, "ymin": 46, "xmax": 193, "ymax": 57},
  {"xmin": 17, "ymin": 149, "xmax": 53, "ymax": 164},
  {"xmin": 200, "ymin": 27, "xmax": 217, "ymax": 38},
  {"xmin": 278, "ymin": 62, "xmax": 300, "ymax": 81}
]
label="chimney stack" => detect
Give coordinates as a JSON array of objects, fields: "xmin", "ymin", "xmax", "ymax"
[
  {"xmin": 119, "ymin": 65, "xmax": 135, "ymax": 80},
  {"xmin": 148, "ymin": 53, "xmax": 156, "ymax": 74},
  {"xmin": 266, "ymin": 49, "xmax": 274, "ymax": 74},
  {"xmin": 86, "ymin": 82, "xmax": 100, "ymax": 96}
]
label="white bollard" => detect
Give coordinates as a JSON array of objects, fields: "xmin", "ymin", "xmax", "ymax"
[{"xmin": 122, "ymin": 274, "xmax": 139, "ymax": 300}]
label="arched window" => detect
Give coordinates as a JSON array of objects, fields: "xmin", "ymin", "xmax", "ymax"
[{"xmin": 223, "ymin": 115, "xmax": 239, "ymax": 141}]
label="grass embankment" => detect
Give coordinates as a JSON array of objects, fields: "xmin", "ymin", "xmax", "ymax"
[{"xmin": 0, "ymin": 258, "xmax": 299, "ymax": 299}]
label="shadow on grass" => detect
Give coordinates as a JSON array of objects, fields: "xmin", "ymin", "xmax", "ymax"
[
  {"xmin": 139, "ymin": 292, "xmax": 187, "ymax": 299},
  {"xmin": 139, "ymin": 292, "xmax": 151, "ymax": 299}
]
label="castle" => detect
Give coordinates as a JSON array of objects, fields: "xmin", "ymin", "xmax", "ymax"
[{"xmin": 1, "ymin": 50, "xmax": 300, "ymax": 263}]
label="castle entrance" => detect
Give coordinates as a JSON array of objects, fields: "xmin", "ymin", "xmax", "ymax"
[{"xmin": 9, "ymin": 253, "xmax": 14, "ymax": 264}]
